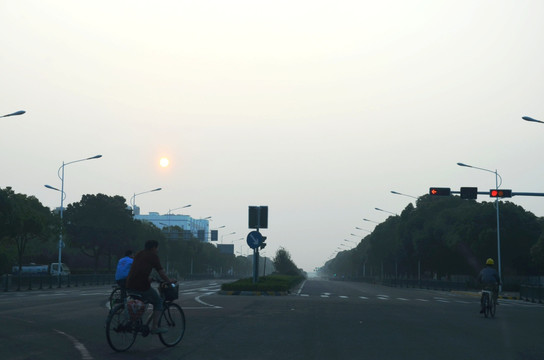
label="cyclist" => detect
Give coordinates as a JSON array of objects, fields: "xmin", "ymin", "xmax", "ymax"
[
  {"xmin": 114, "ymin": 250, "xmax": 134, "ymax": 300},
  {"xmin": 477, "ymin": 258, "xmax": 501, "ymax": 313},
  {"xmin": 126, "ymin": 240, "xmax": 175, "ymax": 334}
]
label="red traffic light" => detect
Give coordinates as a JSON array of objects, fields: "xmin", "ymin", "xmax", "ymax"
[
  {"xmin": 429, "ymin": 187, "xmax": 451, "ymax": 196},
  {"xmin": 489, "ymin": 189, "xmax": 512, "ymax": 198}
]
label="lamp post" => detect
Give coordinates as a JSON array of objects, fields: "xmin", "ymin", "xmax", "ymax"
[
  {"xmin": 221, "ymin": 231, "xmax": 236, "ymax": 244},
  {"xmin": 458, "ymin": 162, "xmax": 503, "ymax": 292},
  {"xmin": 355, "ymin": 227, "xmax": 371, "ymax": 233},
  {"xmin": 522, "ymin": 116, "xmax": 544, "ymax": 124},
  {"xmin": 375, "ymin": 207, "xmax": 397, "ymax": 216},
  {"xmin": 390, "ymin": 190, "xmax": 418, "ymax": 199},
  {"xmin": 363, "ymin": 218, "xmax": 379, "ymax": 224},
  {"xmin": 44, "ymin": 154, "xmax": 102, "ymax": 286},
  {"xmin": 130, "ymin": 188, "xmax": 162, "ymax": 214},
  {"xmin": 167, "ymin": 204, "xmax": 192, "ymax": 231},
  {"xmin": 1, "ymin": 110, "xmax": 25, "ymax": 118}
]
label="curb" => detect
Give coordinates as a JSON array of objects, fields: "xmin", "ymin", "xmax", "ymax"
[
  {"xmin": 451, "ymin": 291, "xmax": 520, "ymax": 300},
  {"xmin": 219, "ymin": 290, "xmax": 288, "ymax": 296}
]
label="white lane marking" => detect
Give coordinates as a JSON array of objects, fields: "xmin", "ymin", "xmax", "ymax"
[
  {"xmin": 300, "ymin": 294, "xmax": 309, "ymax": 297},
  {"xmin": 359, "ymin": 296, "xmax": 368, "ymax": 300},
  {"xmin": 195, "ymin": 292, "xmax": 222, "ymax": 309},
  {"xmin": 296, "ymin": 280, "xmax": 307, "ymax": 296},
  {"xmin": 397, "ymin": 298, "xmax": 409, "ymax": 301},
  {"xmin": 377, "ymin": 297, "xmax": 389, "ymax": 300},
  {"xmin": 320, "ymin": 295, "xmax": 329, "ymax": 298},
  {"xmin": 339, "ymin": 296, "xmax": 348, "ymax": 299},
  {"xmin": 54, "ymin": 329, "xmax": 93, "ymax": 360},
  {"xmin": 416, "ymin": 299, "xmax": 429, "ymax": 302}
]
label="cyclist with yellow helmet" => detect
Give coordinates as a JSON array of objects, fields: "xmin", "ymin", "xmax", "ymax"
[{"xmin": 477, "ymin": 258, "xmax": 501, "ymax": 313}]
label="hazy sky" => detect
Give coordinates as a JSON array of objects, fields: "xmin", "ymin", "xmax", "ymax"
[{"xmin": 2, "ymin": 1, "xmax": 543, "ymax": 272}]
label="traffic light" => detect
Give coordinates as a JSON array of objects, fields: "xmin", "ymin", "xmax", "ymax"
[
  {"xmin": 490, "ymin": 189, "xmax": 512, "ymax": 198},
  {"xmin": 460, "ymin": 187, "xmax": 478, "ymax": 199},
  {"xmin": 429, "ymin": 187, "xmax": 451, "ymax": 196},
  {"xmin": 259, "ymin": 236, "xmax": 267, "ymax": 250}
]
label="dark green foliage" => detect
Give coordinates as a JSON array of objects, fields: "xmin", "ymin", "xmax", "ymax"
[
  {"xmin": 273, "ymin": 248, "xmax": 303, "ymax": 276},
  {"xmin": 322, "ymin": 195, "xmax": 544, "ymax": 279},
  {"xmin": 0, "ymin": 187, "xmax": 55, "ymax": 273}
]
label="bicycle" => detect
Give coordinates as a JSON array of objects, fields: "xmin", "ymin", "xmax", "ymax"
[
  {"xmin": 480, "ymin": 289, "xmax": 496, "ymax": 318},
  {"xmin": 105, "ymin": 282, "xmax": 186, "ymax": 352},
  {"xmin": 109, "ymin": 285, "xmax": 124, "ymax": 309}
]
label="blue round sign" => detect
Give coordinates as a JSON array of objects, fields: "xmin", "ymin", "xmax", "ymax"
[{"xmin": 246, "ymin": 231, "xmax": 263, "ymax": 249}]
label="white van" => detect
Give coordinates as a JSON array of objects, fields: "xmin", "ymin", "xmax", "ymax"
[{"xmin": 49, "ymin": 263, "xmax": 70, "ymax": 276}]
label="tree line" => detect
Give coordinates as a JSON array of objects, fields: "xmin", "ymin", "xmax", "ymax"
[
  {"xmin": 320, "ymin": 195, "xmax": 544, "ymax": 283},
  {"xmin": 0, "ymin": 187, "xmax": 265, "ymax": 278}
]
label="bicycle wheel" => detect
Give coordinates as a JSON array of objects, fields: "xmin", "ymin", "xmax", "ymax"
[
  {"xmin": 106, "ymin": 304, "xmax": 137, "ymax": 352},
  {"xmin": 483, "ymin": 294, "xmax": 490, "ymax": 318},
  {"xmin": 109, "ymin": 287, "xmax": 123, "ymax": 309},
  {"xmin": 490, "ymin": 297, "xmax": 496, "ymax": 318},
  {"xmin": 158, "ymin": 303, "xmax": 186, "ymax": 347}
]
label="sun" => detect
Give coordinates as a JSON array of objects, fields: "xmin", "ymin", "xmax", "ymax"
[{"xmin": 159, "ymin": 157, "xmax": 169, "ymax": 167}]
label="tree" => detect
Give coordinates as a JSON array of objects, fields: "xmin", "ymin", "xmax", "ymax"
[
  {"xmin": 64, "ymin": 194, "xmax": 135, "ymax": 273},
  {"xmin": 0, "ymin": 187, "xmax": 54, "ymax": 273},
  {"xmin": 273, "ymin": 248, "xmax": 301, "ymax": 276}
]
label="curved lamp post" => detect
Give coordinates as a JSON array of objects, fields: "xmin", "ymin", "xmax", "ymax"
[
  {"xmin": 130, "ymin": 188, "xmax": 162, "ymax": 214},
  {"xmin": 44, "ymin": 154, "xmax": 102, "ymax": 286},
  {"xmin": 375, "ymin": 207, "xmax": 397, "ymax": 216},
  {"xmin": 522, "ymin": 116, "xmax": 544, "ymax": 124},
  {"xmin": 391, "ymin": 190, "xmax": 418, "ymax": 199},
  {"xmin": 363, "ymin": 218, "xmax": 379, "ymax": 224},
  {"xmin": 1, "ymin": 110, "xmax": 25, "ymax": 118},
  {"xmin": 221, "ymin": 231, "xmax": 236, "ymax": 244},
  {"xmin": 355, "ymin": 227, "xmax": 371, "ymax": 233},
  {"xmin": 458, "ymin": 162, "xmax": 503, "ymax": 292}
]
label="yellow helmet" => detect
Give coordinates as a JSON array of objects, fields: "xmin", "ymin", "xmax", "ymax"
[{"xmin": 486, "ymin": 258, "xmax": 494, "ymax": 266}]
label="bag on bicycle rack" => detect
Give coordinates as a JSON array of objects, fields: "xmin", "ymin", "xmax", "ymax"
[
  {"xmin": 126, "ymin": 298, "xmax": 146, "ymax": 320},
  {"xmin": 159, "ymin": 283, "xmax": 179, "ymax": 301}
]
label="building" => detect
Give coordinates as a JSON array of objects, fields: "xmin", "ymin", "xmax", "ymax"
[{"xmin": 134, "ymin": 211, "xmax": 210, "ymax": 242}]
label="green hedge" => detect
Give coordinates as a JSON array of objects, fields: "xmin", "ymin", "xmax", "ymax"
[{"xmin": 221, "ymin": 274, "xmax": 305, "ymax": 292}]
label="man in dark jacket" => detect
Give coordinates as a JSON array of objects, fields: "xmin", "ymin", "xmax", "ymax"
[
  {"xmin": 126, "ymin": 240, "xmax": 175, "ymax": 334},
  {"xmin": 477, "ymin": 258, "xmax": 501, "ymax": 313}
]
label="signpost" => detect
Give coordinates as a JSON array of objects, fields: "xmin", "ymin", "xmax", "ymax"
[{"xmin": 248, "ymin": 206, "xmax": 268, "ymax": 283}]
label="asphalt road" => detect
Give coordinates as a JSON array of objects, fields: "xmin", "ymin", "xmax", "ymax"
[{"xmin": 0, "ymin": 279, "xmax": 543, "ymax": 360}]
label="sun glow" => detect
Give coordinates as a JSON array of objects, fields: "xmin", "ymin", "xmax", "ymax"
[{"xmin": 159, "ymin": 157, "xmax": 169, "ymax": 167}]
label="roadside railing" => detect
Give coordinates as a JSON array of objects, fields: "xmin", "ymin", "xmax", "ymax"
[
  {"xmin": 380, "ymin": 278, "xmax": 470, "ymax": 291},
  {"xmin": 2, "ymin": 274, "xmax": 116, "ymax": 292},
  {"xmin": 520, "ymin": 285, "xmax": 544, "ymax": 304}
]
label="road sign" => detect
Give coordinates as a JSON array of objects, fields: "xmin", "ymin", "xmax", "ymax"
[
  {"xmin": 249, "ymin": 206, "xmax": 268, "ymax": 229},
  {"xmin": 246, "ymin": 230, "xmax": 263, "ymax": 249}
]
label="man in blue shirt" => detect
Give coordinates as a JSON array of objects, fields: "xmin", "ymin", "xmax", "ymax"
[{"xmin": 115, "ymin": 250, "xmax": 134, "ymax": 298}]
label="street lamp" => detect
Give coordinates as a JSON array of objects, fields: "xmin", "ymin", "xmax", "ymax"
[
  {"xmin": 375, "ymin": 207, "xmax": 397, "ymax": 216},
  {"xmin": 130, "ymin": 188, "xmax": 162, "ymax": 214},
  {"xmin": 167, "ymin": 204, "xmax": 192, "ymax": 229},
  {"xmin": 391, "ymin": 190, "xmax": 418, "ymax": 199},
  {"xmin": 221, "ymin": 231, "xmax": 236, "ymax": 244},
  {"xmin": 522, "ymin": 116, "xmax": 544, "ymax": 124},
  {"xmin": 44, "ymin": 154, "xmax": 102, "ymax": 286},
  {"xmin": 457, "ymin": 162, "xmax": 503, "ymax": 292},
  {"xmin": 363, "ymin": 218, "xmax": 379, "ymax": 224},
  {"xmin": 1, "ymin": 110, "xmax": 25, "ymax": 118},
  {"xmin": 355, "ymin": 227, "xmax": 371, "ymax": 233}
]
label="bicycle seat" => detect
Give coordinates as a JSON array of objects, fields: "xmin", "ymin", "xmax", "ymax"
[{"xmin": 126, "ymin": 292, "xmax": 147, "ymax": 302}]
